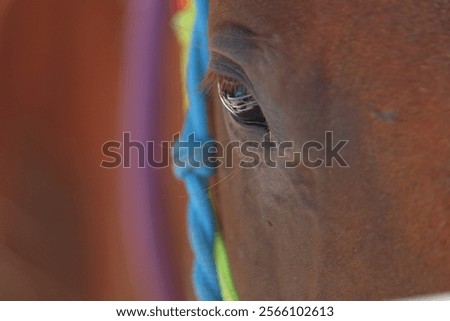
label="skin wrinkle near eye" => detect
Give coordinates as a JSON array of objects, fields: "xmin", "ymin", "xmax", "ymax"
[
  {"xmin": 209, "ymin": 23, "xmax": 270, "ymax": 65},
  {"xmin": 210, "ymin": 24, "xmax": 257, "ymax": 51}
]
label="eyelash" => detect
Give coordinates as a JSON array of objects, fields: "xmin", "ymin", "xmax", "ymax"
[{"xmin": 203, "ymin": 72, "xmax": 268, "ymax": 129}]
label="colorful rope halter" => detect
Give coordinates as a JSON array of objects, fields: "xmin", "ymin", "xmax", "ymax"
[{"xmin": 172, "ymin": 0, "xmax": 239, "ymax": 301}]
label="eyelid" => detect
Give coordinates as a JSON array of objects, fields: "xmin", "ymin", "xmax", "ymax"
[{"xmin": 207, "ymin": 52, "xmax": 255, "ymax": 93}]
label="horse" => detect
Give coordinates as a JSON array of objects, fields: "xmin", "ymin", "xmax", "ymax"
[{"xmin": 178, "ymin": 0, "xmax": 450, "ymax": 300}]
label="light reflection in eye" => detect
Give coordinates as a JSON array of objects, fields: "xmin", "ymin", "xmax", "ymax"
[{"xmin": 217, "ymin": 80, "xmax": 267, "ymax": 128}]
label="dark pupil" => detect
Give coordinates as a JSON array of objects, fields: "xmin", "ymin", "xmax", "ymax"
[{"xmin": 227, "ymin": 85, "xmax": 267, "ymax": 128}]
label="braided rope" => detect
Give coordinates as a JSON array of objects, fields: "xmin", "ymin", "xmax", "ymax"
[{"xmin": 173, "ymin": 0, "xmax": 222, "ymax": 300}]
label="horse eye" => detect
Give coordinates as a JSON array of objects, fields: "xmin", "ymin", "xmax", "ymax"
[{"xmin": 217, "ymin": 80, "xmax": 267, "ymax": 128}]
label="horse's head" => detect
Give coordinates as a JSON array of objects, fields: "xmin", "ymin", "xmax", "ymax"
[{"xmin": 206, "ymin": 0, "xmax": 450, "ymax": 299}]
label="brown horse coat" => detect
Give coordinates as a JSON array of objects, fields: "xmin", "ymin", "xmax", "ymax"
[{"xmin": 208, "ymin": 0, "xmax": 450, "ymax": 300}]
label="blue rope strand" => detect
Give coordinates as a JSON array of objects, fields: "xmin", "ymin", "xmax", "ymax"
[{"xmin": 173, "ymin": 0, "xmax": 222, "ymax": 301}]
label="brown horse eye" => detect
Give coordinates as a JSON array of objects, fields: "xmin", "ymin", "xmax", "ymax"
[{"xmin": 217, "ymin": 81, "xmax": 267, "ymax": 128}]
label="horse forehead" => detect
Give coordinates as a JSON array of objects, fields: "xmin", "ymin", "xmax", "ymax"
[
  {"xmin": 209, "ymin": 1, "xmax": 450, "ymax": 52},
  {"xmin": 209, "ymin": 0, "xmax": 308, "ymax": 38},
  {"xmin": 209, "ymin": 1, "xmax": 450, "ymax": 97},
  {"xmin": 209, "ymin": 1, "xmax": 372, "ymax": 38}
]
